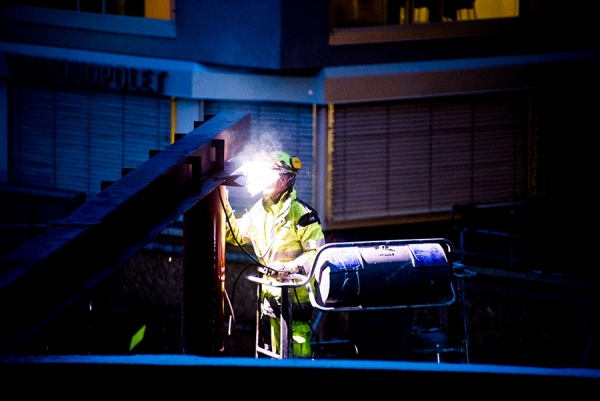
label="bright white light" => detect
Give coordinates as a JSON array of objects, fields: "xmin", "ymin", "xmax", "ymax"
[{"xmin": 233, "ymin": 158, "xmax": 279, "ymax": 196}]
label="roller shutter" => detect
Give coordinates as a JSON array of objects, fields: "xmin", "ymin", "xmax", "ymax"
[
  {"xmin": 331, "ymin": 93, "xmax": 529, "ymax": 225},
  {"xmin": 8, "ymin": 84, "xmax": 171, "ymax": 199}
]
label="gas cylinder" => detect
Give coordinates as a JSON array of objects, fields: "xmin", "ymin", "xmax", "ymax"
[{"xmin": 315, "ymin": 241, "xmax": 452, "ymax": 308}]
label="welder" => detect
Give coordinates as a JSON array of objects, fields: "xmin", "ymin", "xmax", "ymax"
[{"xmin": 222, "ymin": 150, "xmax": 326, "ymax": 357}]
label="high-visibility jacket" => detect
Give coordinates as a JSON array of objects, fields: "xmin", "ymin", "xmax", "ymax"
[
  {"xmin": 225, "ymin": 188, "xmax": 326, "ymax": 305},
  {"xmin": 225, "ymin": 187, "xmax": 325, "ymax": 356}
]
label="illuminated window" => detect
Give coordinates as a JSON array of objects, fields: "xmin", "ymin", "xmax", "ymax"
[
  {"xmin": 9, "ymin": 0, "xmax": 174, "ymax": 20},
  {"xmin": 330, "ymin": 0, "xmax": 520, "ymax": 27}
]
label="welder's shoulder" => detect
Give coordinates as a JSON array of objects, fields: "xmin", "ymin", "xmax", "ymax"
[{"xmin": 294, "ymin": 198, "xmax": 321, "ymax": 227}]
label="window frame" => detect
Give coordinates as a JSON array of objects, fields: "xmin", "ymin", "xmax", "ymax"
[{"xmin": 4, "ymin": 4, "xmax": 176, "ymax": 38}]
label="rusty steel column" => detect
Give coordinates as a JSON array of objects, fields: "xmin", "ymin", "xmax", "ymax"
[{"xmin": 181, "ymin": 186, "xmax": 226, "ymax": 356}]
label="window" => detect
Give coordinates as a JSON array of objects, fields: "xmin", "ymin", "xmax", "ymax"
[
  {"xmin": 8, "ymin": 0, "xmax": 174, "ymax": 20},
  {"xmin": 330, "ymin": 0, "xmax": 519, "ymax": 28}
]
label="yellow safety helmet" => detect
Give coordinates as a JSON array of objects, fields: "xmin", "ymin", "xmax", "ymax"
[{"xmin": 262, "ymin": 150, "xmax": 301, "ymax": 175}]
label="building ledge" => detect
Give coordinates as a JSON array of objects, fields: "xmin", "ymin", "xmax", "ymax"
[{"xmin": 4, "ymin": 5, "xmax": 176, "ymax": 38}]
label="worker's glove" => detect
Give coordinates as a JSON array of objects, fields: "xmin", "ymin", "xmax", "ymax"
[
  {"xmin": 263, "ymin": 260, "xmax": 299, "ymax": 278},
  {"xmin": 222, "ymin": 187, "xmax": 230, "ymax": 204},
  {"xmin": 221, "ymin": 188, "xmax": 234, "ymax": 219}
]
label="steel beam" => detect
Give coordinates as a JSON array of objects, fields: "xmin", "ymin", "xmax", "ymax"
[{"xmin": 0, "ymin": 111, "xmax": 250, "ymax": 354}]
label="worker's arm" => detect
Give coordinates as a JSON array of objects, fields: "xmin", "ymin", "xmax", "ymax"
[
  {"xmin": 294, "ymin": 220, "xmax": 326, "ymax": 275},
  {"xmin": 222, "ymin": 188, "xmax": 250, "ymax": 246},
  {"xmin": 267, "ymin": 212, "xmax": 325, "ymax": 276},
  {"xmin": 271, "ymin": 203, "xmax": 325, "ymax": 276}
]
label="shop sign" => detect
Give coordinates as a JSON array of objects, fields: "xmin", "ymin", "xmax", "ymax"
[{"xmin": 5, "ymin": 53, "xmax": 167, "ymax": 95}]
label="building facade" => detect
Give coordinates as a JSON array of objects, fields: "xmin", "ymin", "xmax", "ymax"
[
  {"xmin": 1, "ymin": 0, "xmax": 599, "ymax": 364},
  {"xmin": 1, "ymin": 0, "xmax": 597, "ymax": 236}
]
